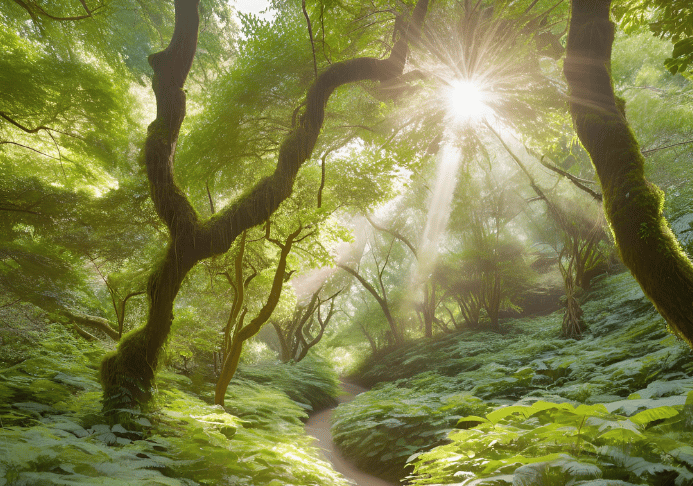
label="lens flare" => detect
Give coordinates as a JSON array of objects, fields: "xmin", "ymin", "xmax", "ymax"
[{"xmin": 445, "ymin": 79, "xmax": 493, "ymax": 125}]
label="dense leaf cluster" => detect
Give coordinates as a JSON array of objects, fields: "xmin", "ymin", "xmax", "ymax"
[{"xmin": 334, "ymin": 272, "xmax": 693, "ymax": 482}]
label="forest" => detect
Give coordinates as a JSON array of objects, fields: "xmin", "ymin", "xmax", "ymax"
[{"xmin": 1, "ymin": 0, "xmax": 693, "ymax": 484}]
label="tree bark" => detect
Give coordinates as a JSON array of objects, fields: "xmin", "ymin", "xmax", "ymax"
[
  {"xmin": 272, "ymin": 320, "xmax": 292, "ymax": 363},
  {"xmin": 62, "ymin": 309, "xmax": 119, "ymax": 341},
  {"xmin": 99, "ymin": 0, "xmax": 201, "ymax": 410},
  {"xmin": 565, "ymin": 0, "xmax": 693, "ymax": 348}
]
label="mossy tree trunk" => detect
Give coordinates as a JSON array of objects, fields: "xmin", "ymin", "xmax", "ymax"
[
  {"xmin": 100, "ymin": 0, "xmax": 431, "ymax": 409},
  {"xmin": 565, "ymin": 0, "xmax": 693, "ymax": 348}
]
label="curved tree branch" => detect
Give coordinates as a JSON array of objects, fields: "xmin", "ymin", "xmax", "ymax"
[
  {"xmin": 365, "ymin": 213, "xmax": 417, "ymax": 257},
  {"xmin": 538, "ymin": 156, "xmax": 602, "ymax": 202},
  {"xmin": 11, "ymin": 0, "xmax": 100, "ymax": 22},
  {"xmin": 0, "ymin": 112, "xmax": 54, "ymax": 134},
  {"xmin": 199, "ymin": 0, "xmax": 429, "ymax": 257},
  {"xmin": 62, "ymin": 309, "xmax": 119, "ymax": 341}
]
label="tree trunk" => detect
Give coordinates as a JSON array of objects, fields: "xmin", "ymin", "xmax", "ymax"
[
  {"xmin": 101, "ymin": 245, "xmax": 196, "ymax": 409},
  {"xmin": 215, "ymin": 337, "xmax": 244, "ymax": 405},
  {"xmin": 565, "ymin": 0, "xmax": 693, "ymax": 348},
  {"xmin": 272, "ymin": 320, "xmax": 292, "ymax": 363},
  {"xmin": 214, "ymin": 226, "xmax": 300, "ymax": 406},
  {"xmin": 423, "ymin": 283, "xmax": 434, "ymax": 338},
  {"xmin": 560, "ymin": 247, "xmax": 585, "ymax": 338},
  {"xmin": 359, "ymin": 322, "xmax": 378, "ymax": 355}
]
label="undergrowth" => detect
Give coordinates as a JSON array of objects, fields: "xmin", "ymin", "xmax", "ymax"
[
  {"xmin": 0, "ymin": 315, "xmax": 349, "ymax": 485},
  {"xmin": 333, "ymin": 272, "xmax": 693, "ymax": 483},
  {"xmin": 331, "ymin": 376, "xmax": 490, "ymax": 481},
  {"xmin": 408, "ymin": 396, "xmax": 693, "ymax": 485}
]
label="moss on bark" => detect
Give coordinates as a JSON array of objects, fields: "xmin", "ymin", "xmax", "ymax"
[{"xmin": 100, "ymin": 327, "xmax": 154, "ymax": 412}]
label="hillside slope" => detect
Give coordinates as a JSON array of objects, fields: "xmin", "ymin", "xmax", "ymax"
[{"xmin": 333, "ymin": 272, "xmax": 693, "ymax": 484}]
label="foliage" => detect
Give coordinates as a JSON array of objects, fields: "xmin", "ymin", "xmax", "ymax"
[
  {"xmin": 332, "ymin": 375, "xmax": 490, "ymax": 481},
  {"xmin": 407, "ymin": 395, "xmax": 693, "ymax": 485},
  {"xmin": 2, "ymin": 1, "xmax": 693, "ymax": 483},
  {"xmin": 234, "ymin": 353, "xmax": 340, "ymax": 413},
  {"xmin": 336, "ymin": 272, "xmax": 693, "ymax": 482},
  {"xmin": 0, "ymin": 312, "xmax": 349, "ymax": 485},
  {"xmin": 614, "ymin": 0, "xmax": 693, "ymax": 76},
  {"xmin": 609, "ymin": 30, "xmax": 693, "ymax": 258}
]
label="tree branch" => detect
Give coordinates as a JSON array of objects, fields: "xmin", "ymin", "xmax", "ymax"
[
  {"xmin": 144, "ymin": 0, "xmax": 200, "ymax": 238},
  {"xmin": 337, "ymin": 262, "xmax": 400, "ymax": 344},
  {"xmin": 0, "ymin": 205, "xmax": 42, "ymax": 216},
  {"xmin": 11, "ymin": 0, "xmax": 99, "ymax": 22},
  {"xmin": 62, "ymin": 309, "xmax": 119, "ymax": 341},
  {"xmin": 206, "ymin": 181, "xmax": 216, "ymax": 214},
  {"xmin": 0, "ymin": 297, "xmax": 22, "ymax": 308},
  {"xmin": 200, "ymin": 0, "xmax": 430, "ymax": 257},
  {"xmin": 642, "ymin": 139, "xmax": 693, "ymax": 156},
  {"xmin": 302, "ymin": 0, "xmax": 318, "ymax": 80},
  {"xmin": 538, "ymin": 156, "xmax": 602, "ymax": 201},
  {"xmin": 0, "ymin": 112, "xmax": 54, "ymax": 134},
  {"xmin": 365, "ymin": 213, "xmax": 417, "ymax": 257}
]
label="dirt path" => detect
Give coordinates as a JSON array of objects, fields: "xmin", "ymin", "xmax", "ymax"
[{"xmin": 305, "ymin": 381, "xmax": 397, "ymax": 486}]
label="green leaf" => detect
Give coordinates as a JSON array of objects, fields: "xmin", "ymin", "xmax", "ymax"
[
  {"xmin": 672, "ymin": 38, "xmax": 693, "ymax": 59},
  {"xmin": 486, "ymin": 401, "xmax": 572, "ymax": 424},
  {"xmin": 630, "ymin": 406, "xmax": 678, "ymax": 425},
  {"xmin": 456, "ymin": 415, "xmax": 490, "ymax": 428}
]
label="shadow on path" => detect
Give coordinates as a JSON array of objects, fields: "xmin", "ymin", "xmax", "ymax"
[{"xmin": 305, "ymin": 380, "xmax": 397, "ymax": 486}]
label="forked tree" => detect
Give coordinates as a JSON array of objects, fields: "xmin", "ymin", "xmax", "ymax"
[
  {"xmin": 214, "ymin": 225, "xmax": 306, "ymax": 406},
  {"xmin": 272, "ymin": 285, "xmax": 342, "ymax": 364},
  {"xmin": 99, "ymin": 0, "xmax": 431, "ymax": 408}
]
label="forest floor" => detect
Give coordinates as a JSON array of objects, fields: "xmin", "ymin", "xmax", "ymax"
[
  {"xmin": 2, "ymin": 271, "xmax": 693, "ymax": 485},
  {"xmin": 305, "ymin": 380, "xmax": 396, "ymax": 486},
  {"xmin": 0, "ymin": 314, "xmax": 353, "ymax": 486},
  {"xmin": 330, "ymin": 271, "xmax": 693, "ymax": 485}
]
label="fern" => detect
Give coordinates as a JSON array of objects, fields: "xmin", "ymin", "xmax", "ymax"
[
  {"xmin": 407, "ymin": 398, "xmax": 693, "ymax": 485},
  {"xmin": 0, "ymin": 321, "xmax": 352, "ymax": 485}
]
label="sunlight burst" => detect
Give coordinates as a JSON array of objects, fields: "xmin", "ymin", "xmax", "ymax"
[{"xmin": 444, "ymin": 78, "xmax": 493, "ymax": 126}]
